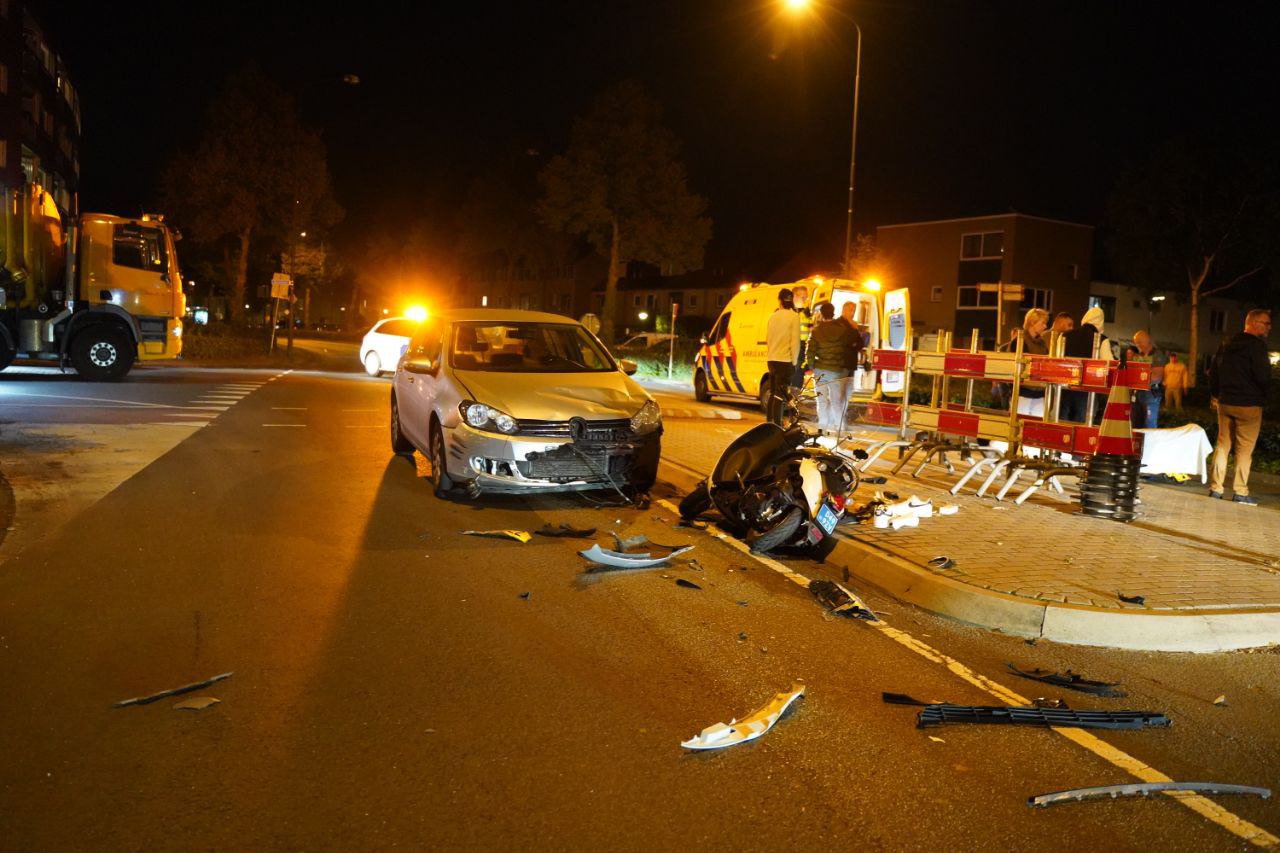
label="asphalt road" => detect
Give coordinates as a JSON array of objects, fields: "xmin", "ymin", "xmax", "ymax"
[{"xmin": 1, "ymin": 365, "xmax": 1277, "ymax": 851}]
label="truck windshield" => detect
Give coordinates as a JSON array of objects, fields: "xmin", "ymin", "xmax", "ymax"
[
  {"xmin": 112, "ymin": 224, "xmax": 168, "ymax": 273},
  {"xmin": 450, "ymin": 322, "xmax": 615, "ymax": 373}
]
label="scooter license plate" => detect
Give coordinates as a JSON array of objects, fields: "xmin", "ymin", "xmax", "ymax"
[{"xmin": 816, "ymin": 502, "xmax": 840, "ymax": 535}]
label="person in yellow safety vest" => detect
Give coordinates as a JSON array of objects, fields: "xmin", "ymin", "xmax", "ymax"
[
  {"xmin": 1163, "ymin": 352, "xmax": 1188, "ymax": 410},
  {"xmin": 790, "ymin": 285, "xmax": 813, "ymax": 389}
]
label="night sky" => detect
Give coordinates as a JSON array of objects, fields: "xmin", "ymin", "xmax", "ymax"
[{"xmin": 36, "ymin": 0, "xmax": 1273, "ymax": 279}]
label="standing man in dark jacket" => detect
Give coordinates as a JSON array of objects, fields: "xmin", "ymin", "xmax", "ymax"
[
  {"xmin": 807, "ymin": 301, "xmax": 863, "ymax": 435},
  {"xmin": 1208, "ymin": 309, "xmax": 1272, "ymax": 505}
]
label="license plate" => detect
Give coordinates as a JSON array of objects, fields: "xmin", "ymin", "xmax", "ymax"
[{"xmin": 816, "ymin": 502, "xmax": 840, "ymax": 535}]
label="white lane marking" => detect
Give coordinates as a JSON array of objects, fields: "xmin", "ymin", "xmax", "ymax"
[
  {"xmin": 653, "ymin": 498, "xmax": 1280, "ymax": 848},
  {"xmin": 342, "ymin": 408, "xmax": 379, "ymax": 413},
  {"xmin": 163, "ymin": 412, "xmax": 214, "ymax": 418},
  {"xmin": 0, "ymin": 402, "xmax": 166, "ymax": 410},
  {"xmin": 272, "ymin": 407, "xmax": 307, "ymax": 411},
  {"xmin": 0, "ymin": 391, "xmax": 174, "ymax": 409},
  {"xmin": 180, "ymin": 405, "xmax": 231, "ymax": 411},
  {"xmin": 158, "ymin": 421, "xmax": 214, "ymax": 427},
  {"xmin": 262, "ymin": 423, "xmax": 305, "ymax": 427}
]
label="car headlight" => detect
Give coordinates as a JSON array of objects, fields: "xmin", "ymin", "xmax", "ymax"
[
  {"xmin": 459, "ymin": 401, "xmax": 519, "ymax": 435},
  {"xmin": 630, "ymin": 399, "xmax": 662, "ymax": 435}
]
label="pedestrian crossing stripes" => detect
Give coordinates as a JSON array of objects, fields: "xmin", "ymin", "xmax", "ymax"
[{"xmin": 147, "ymin": 371, "xmax": 287, "ymax": 427}]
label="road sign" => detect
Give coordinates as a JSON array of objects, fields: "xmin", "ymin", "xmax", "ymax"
[
  {"xmin": 271, "ymin": 273, "xmax": 293, "ymax": 300},
  {"xmin": 580, "ymin": 313, "xmax": 601, "ymax": 335}
]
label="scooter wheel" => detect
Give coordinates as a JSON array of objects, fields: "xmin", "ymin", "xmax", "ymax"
[
  {"xmin": 750, "ymin": 507, "xmax": 804, "ymax": 554},
  {"xmin": 679, "ymin": 482, "xmax": 712, "ymax": 519}
]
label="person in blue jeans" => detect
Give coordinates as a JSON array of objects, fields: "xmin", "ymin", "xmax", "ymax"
[
  {"xmin": 807, "ymin": 301, "xmax": 863, "ymax": 435},
  {"xmin": 1131, "ymin": 330, "xmax": 1168, "ymax": 429}
]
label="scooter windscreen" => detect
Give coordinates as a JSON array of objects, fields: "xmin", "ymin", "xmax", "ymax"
[{"xmin": 711, "ymin": 422, "xmax": 796, "ymax": 486}]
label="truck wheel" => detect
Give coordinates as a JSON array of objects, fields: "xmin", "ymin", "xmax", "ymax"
[
  {"xmin": 693, "ymin": 370, "xmax": 710, "ymax": 402},
  {"xmin": 70, "ymin": 325, "xmax": 135, "ymax": 381}
]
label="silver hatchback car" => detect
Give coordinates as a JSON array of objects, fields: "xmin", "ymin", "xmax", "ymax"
[{"xmin": 389, "ymin": 309, "xmax": 662, "ymax": 497}]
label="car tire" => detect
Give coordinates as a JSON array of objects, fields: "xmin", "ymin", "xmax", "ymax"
[
  {"xmin": 390, "ymin": 393, "xmax": 414, "ymax": 456},
  {"xmin": 69, "ymin": 324, "xmax": 135, "ymax": 381},
  {"xmin": 364, "ymin": 351, "xmax": 383, "ymax": 377},
  {"xmin": 750, "ymin": 506, "xmax": 803, "ymax": 554},
  {"xmin": 693, "ymin": 369, "xmax": 710, "ymax": 402},
  {"xmin": 429, "ymin": 422, "xmax": 455, "ymax": 498},
  {"xmin": 679, "ymin": 481, "xmax": 712, "ymax": 519}
]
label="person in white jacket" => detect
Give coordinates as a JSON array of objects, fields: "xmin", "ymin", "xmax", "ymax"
[{"xmin": 765, "ymin": 288, "xmax": 802, "ymax": 424}]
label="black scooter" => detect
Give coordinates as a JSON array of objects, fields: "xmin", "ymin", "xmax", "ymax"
[{"xmin": 678, "ymin": 417, "xmax": 863, "ymax": 560}]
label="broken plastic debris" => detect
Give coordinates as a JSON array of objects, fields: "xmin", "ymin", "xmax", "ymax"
[
  {"xmin": 809, "ymin": 579, "xmax": 877, "ymax": 620},
  {"xmin": 518, "ymin": 592, "xmax": 532, "ymax": 600},
  {"xmin": 681, "ymin": 683, "xmax": 806, "ymax": 750},
  {"xmin": 534, "ymin": 523, "xmax": 597, "ymax": 539},
  {"xmin": 1213, "ymin": 694, "xmax": 1227, "ymax": 706},
  {"xmin": 1007, "ymin": 664, "xmax": 1124, "ymax": 698},
  {"xmin": 938, "ymin": 504, "xmax": 959, "ymax": 516},
  {"xmin": 678, "ymin": 519, "xmax": 708, "ymax": 530},
  {"xmin": 675, "ymin": 578, "xmax": 702, "ymax": 590},
  {"xmin": 862, "ymin": 475, "xmax": 887, "ymax": 485},
  {"xmin": 114, "ymin": 672, "xmax": 234, "ymax": 708},
  {"xmin": 579, "ymin": 543, "xmax": 694, "ymax": 569},
  {"xmin": 928, "ymin": 556, "xmax": 956, "ymax": 570},
  {"xmin": 928, "ymin": 736, "xmax": 946, "ymax": 743},
  {"xmin": 173, "ymin": 696, "xmax": 221, "ymax": 711},
  {"xmin": 611, "ymin": 532, "xmax": 650, "ymax": 551},
  {"xmin": 1117, "ymin": 592, "xmax": 1145, "ymax": 605},
  {"xmin": 1029, "ymin": 782, "xmax": 1270, "ymax": 809},
  {"xmin": 462, "ymin": 530, "xmax": 532, "ymax": 543}
]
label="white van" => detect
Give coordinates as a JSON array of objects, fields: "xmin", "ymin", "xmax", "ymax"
[{"xmin": 693, "ymin": 278, "xmax": 881, "ymax": 407}]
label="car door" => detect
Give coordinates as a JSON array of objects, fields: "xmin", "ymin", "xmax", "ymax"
[{"xmin": 397, "ymin": 319, "xmax": 446, "ymax": 447}]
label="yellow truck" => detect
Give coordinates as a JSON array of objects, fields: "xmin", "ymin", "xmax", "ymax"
[
  {"xmin": 0, "ymin": 185, "xmax": 185, "ymax": 380},
  {"xmin": 694, "ymin": 277, "xmax": 884, "ymax": 408}
]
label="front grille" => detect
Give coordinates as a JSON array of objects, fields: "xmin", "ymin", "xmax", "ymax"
[
  {"xmin": 517, "ymin": 442, "xmax": 639, "ymax": 483},
  {"xmin": 138, "ymin": 317, "xmax": 167, "ymax": 342},
  {"xmin": 516, "ymin": 417, "xmax": 632, "ymax": 442}
]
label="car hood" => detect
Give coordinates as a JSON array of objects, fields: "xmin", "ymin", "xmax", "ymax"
[{"xmin": 452, "ymin": 369, "xmax": 652, "ymax": 421}]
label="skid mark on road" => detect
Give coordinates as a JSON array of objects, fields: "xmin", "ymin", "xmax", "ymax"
[{"xmin": 654, "ymin": 497, "xmax": 1279, "ymax": 848}]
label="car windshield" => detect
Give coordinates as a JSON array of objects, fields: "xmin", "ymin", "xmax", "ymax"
[{"xmin": 450, "ymin": 322, "xmax": 615, "ymax": 373}]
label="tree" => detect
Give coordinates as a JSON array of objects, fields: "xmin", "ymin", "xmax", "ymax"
[
  {"xmin": 160, "ymin": 65, "xmax": 341, "ymax": 325},
  {"xmin": 1106, "ymin": 136, "xmax": 1278, "ymax": 379},
  {"xmin": 843, "ymin": 233, "xmax": 883, "ymax": 282},
  {"xmin": 539, "ymin": 81, "xmax": 711, "ymax": 342}
]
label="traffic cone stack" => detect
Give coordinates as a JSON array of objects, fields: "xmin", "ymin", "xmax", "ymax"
[{"xmin": 1079, "ymin": 360, "xmax": 1142, "ymax": 522}]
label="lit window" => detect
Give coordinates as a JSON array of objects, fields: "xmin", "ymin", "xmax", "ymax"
[{"xmin": 930, "ymin": 286, "xmax": 943, "ymax": 303}]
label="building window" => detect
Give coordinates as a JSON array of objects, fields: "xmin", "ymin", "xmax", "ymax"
[
  {"xmin": 960, "ymin": 231, "xmax": 1004, "ymax": 260},
  {"xmin": 956, "ymin": 285, "xmax": 998, "ymax": 308},
  {"xmin": 632, "ymin": 294, "xmax": 642, "ymax": 307},
  {"xmin": 645, "ymin": 293, "xmax": 656, "ymax": 308},
  {"xmin": 688, "ymin": 293, "xmax": 698, "ymax": 308},
  {"xmin": 715, "ymin": 293, "xmax": 727, "ymax": 308},
  {"xmin": 930, "ymin": 286, "xmax": 943, "ymax": 303},
  {"xmin": 1209, "ymin": 309, "xmax": 1226, "ymax": 333},
  {"xmin": 1088, "ymin": 295, "xmax": 1117, "ymax": 324},
  {"xmin": 1069, "ymin": 263, "xmax": 1079, "ymax": 280},
  {"xmin": 1021, "ymin": 287, "xmax": 1053, "ymax": 311}
]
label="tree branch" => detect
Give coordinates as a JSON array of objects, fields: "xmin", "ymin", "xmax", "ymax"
[{"xmin": 1202, "ymin": 266, "xmax": 1263, "ymax": 298}]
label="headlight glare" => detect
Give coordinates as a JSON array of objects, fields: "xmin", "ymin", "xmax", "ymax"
[
  {"xmin": 494, "ymin": 413, "xmax": 518, "ymax": 434},
  {"xmin": 460, "ymin": 401, "xmax": 520, "ymax": 434},
  {"xmin": 630, "ymin": 400, "xmax": 662, "ymax": 435},
  {"xmin": 465, "ymin": 403, "xmax": 493, "ymax": 428}
]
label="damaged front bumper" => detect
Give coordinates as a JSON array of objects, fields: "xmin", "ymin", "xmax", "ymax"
[{"xmin": 445, "ymin": 422, "xmax": 661, "ymax": 494}]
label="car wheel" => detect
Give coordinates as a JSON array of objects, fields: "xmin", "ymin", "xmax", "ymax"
[
  {"xmin": 693, "ymin": 369, "xmax": 710, "ymax": 402},
  {"xmin": 70, "ymin": 324, "xmax": 135, "ymax": 381},
  {"xmin": 750, "ymin": 506, "xmax": 803, "ymax": 554},
  {"xmin": 364, "ymin": 351, "xmax": 382, "ymax": 377},
  {"xmin": 679, "ymin": 481, "xmax": 712, "ymax": 519},
  {"xmin": 390, "ymin": 393, "xmax": 414, "ymax": 456},
  {"xmin": 429, "ymin": 422, "xmax": 456, "ymax": 498}
]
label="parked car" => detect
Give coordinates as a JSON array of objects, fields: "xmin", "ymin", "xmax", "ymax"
[
  {"xmin": 389, "ymin": 309, "xmax": 661, "ymax": 497},
  {"xmin": 360, "ymin": 317, "xmax": 420, "ymax": 376},
  {"xmin": 616, "ymin": 332, "xmax": 676, "ymax": 352}
]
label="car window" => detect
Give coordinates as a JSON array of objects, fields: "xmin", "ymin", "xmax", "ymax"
[
  {"xmin": 708, "ymin": 312, "xmax": 730, "ymax": 344},
  {"xmin": 450, "ymin": 322, "xmax": 614, "ymax": 373},
  {"xmin": 378, "ymin": 319, "xmax": 414, "ymax": 337},
  {"xmin": 407, "ymin": 320, "xmax": 444, "ymax": 362}
]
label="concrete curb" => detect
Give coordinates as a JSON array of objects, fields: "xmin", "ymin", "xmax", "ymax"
[{"xmin": 656, "ymin": 460, "xmax": 1280, "ymax": 653}]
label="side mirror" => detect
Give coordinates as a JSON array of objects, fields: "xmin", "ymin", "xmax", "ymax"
[
  {"xmin": 620, "ymin": 358, "xmax": 638, "ymax": 376},
  {"xmin": 404, "ymin": 358, "xmax": 435, "ymax": 375}
]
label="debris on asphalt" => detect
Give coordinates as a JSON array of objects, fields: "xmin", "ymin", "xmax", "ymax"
[
  {"xmin": 518, "ymin": 592, "xmax": 532, "ymax": 600},
  {"xmin": 937, "ymin": 504, "xmax": 960, "ymax": 516},
  {"xmin": 462, "ymin": 529, "xmax": 532, "ymax": 543},
  {"xmin": 681, "ymin": 683, "xmax": 805, "ymax": 751},
  {"xmin": 114, "ymin": 671, "xmax": 235, "ymax": 708},
  {"xmin": 678, "ymin": 519, "xmax": 708, "ymax": 530},
  {"xmin": 687, "ymin": 559, "xmax": 705, "ymax": 572},
  {"xmin": 738, "ymin": 631, "xmax": 748, "ymax": 641},
  {"xmin": 609, "ymin": 532, "xmax": 691, "ymax": 554},
  {"xmin": 1213, "ymin": 694, "xmax": 1228, "ymax": 706},
  {"xmin": 862, "ymin": 476, "xmax": 887, "ymax": 484},
  {"xmin": 809, "ymin": 579, "xmax": 877, "ymax": 620},
  {"xmin": 882, "ymin": 491, "xmax": 900, "ymax": 501},
  {"xmin": 737, "ymin": 601, "xmax": 749, "ymax": 607},
  {"xmin": 927, "ymin": 556, "xmax": 956, "ymax": 570},
  {"xmin": 1029, "ymin": 782, "xmax": 1271, "ymax": 809},
  {"xmin": 911, "ymin": 702, "xmax": 1170, "ymax": 731},
  {"xmin": 579, "ymin": 543, "xmax": 694, "ymax": 570},
  {"xmin": 534, "ymin": 523, "xmax": 597, "ymax": 539},
  {"xmin": 676, "ymin": 578, "xmax": 702, "ymax": 590},
  {"xmin": 882, "ymin": 692, "xmax": 940, "ymax": 706},
  {"xmin": 173, "ymin": 696, "xmax": 221, "ymax": 711},
  {"xmin": 1032, "ymin": 697, "xmax": 1069, "ymax": 709},
  {"xmin": 1118, "ymin": 592, "xmax": 1146, "ymax": 605},
  {"xmin": 1006, "ymin": 664, "xmax": 1125, "ymax": 697},
  {"xmin": 928, "ymin": 736, "xmax": 946, "ymax": 743},
  {"xmin": 1024, "ymin": 639, "xmax": 1037, "ymax": 646}
]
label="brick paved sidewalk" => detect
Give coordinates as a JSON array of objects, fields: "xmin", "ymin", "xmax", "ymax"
[{"xmin": 661, "ymin": 421, "xmax": 1280, "ymax": 618}]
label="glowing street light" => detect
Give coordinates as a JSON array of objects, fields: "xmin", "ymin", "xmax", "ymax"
[
  {"xmin": 405, "ymin": 305, "xmax": 429, "ymax": 323},
  {"xmin": 638, "ymin": 311, "xmax": 650, "ymax": 321},
  {"xmin": 783, "ymin": 0, "xmax": 810, "ymax": 9},
  {"xmin": 862, "ymin": 278, "xmax": 882, "ymax": 291}
]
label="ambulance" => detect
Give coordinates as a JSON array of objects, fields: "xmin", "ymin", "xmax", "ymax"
[{"xmin": 693, "ymin": 277, "xmax": 887, "ymax": 408}]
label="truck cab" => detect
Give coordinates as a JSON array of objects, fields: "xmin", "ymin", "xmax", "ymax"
[{"xmin": 1, "ymin": 184, "xmax": 184, "ymax": 380}]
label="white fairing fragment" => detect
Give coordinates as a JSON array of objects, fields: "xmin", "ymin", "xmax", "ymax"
[{"xmin": 681, "ymin": 683, "xmax": 806, "ymax": 751}]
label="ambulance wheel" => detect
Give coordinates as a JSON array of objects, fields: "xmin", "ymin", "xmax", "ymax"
[{"xmin": 693, "ymin": 369, "xmax": 710, "ymax": 402}]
